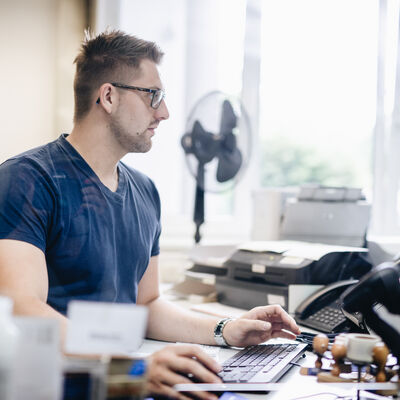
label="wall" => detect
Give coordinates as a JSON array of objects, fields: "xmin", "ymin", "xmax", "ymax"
[{"xmin": 0, "ymin": 0, "xmax": 86, "ymax": 163}]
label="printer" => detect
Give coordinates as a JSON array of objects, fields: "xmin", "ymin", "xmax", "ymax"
[
  {"xmin": 216, "ymin": 186, "xmax": 373, "ymax": 311},
  {"xmin": 280, "ymin": 186, "xmax": 370, "ymax": 247}
]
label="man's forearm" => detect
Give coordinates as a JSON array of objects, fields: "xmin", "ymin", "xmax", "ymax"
[
  {"xmin": 13, "ymin": 295, "xmax": 68, "ymax": 347},
  {"xmin": 145, "ymin": 297, "xmax": 219, "ymax": 345}
]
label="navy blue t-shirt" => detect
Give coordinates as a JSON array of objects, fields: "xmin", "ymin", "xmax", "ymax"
[{"xmin": 0, "ymin": 134, "xmax": 161, "ymax": 315}]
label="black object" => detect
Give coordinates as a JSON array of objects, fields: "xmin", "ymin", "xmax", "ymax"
[
  {"xmin": 217, "ymin": 248, "xmax": 372, "ymax": 320},
  {"xmin": 340, "ymin": 261, "xmax": 400, "ymax": 361},
  {"xmin": 181, "ymin": 100, "xmax": 243, "ymax": 243},
  {"xmin": 187, "ymin": 263, "xmax": 228, "ymax": 276},
  {"xmin": 224, "ymin": 250, "xmax": 314, "ymax": 285},
  {"xmin": 296, "ymin": 331, "xmax": 339, "ymax": 351},
  {"xmin": 223, "ymin": 250, "xmax": 372, "ymax": 286},
  {"xmin": 63, "ymin": 372, "xmax": 91, "ymax": 400},
  {"xmin": 294, "ymin": 280, "xmax": 367, "ymax": 333}
]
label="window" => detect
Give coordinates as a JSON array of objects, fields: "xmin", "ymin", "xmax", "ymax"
[
  {"xmin": 259, "ymin": 0, "xmax": 378, "ymax": 193},
  {"xmin": 95, "ymin": 0, "xmax": 400, "ymax": 242}
]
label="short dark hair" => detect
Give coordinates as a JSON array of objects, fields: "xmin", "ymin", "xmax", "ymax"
[{"xmin": 73, "ymin": 29, "xmax": 164, "ymax": 122}]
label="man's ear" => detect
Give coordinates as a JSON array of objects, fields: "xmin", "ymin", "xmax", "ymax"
[{"xmin": 96, "ymin": 83, "xmax": 115, "ymax": 114}]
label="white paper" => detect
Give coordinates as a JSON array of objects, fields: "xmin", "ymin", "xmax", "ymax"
[
  {"xmin": 288, "ymin": 284, "xmax": 324, "ymax": 314},
  {"xmin": 283, "ymin": 241, "xmax": 368, "ymax": 261},
  {"xmin": 239, "ymin": 240, "xmax": 367, "ymax": 261},
  {"xmin": 14, "ymin": 317, "xmax": 62, "ymax": 400},
  {"xmin": 66, "ymin": 301, "xmax": 148, "ymax": 355},
  {"xmin": 188, "ymin": 245, "xmax": 237, "ymax": 267},
  {"xmin": 238, "ymin": 240, "xmax": 298, "ymax": 253}
]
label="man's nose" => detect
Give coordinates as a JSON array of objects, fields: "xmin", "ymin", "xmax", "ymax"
[{"xmin": 155, "ymin": 99, "xmax": 169, "ymax": 121}]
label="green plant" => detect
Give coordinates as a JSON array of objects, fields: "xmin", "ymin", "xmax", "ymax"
[{"xmin": 260, "ymin": 138, "xmax": 358, "ymax": 187}]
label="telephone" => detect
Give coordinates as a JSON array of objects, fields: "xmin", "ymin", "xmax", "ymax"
[{"xmin": 295, "ymin": 279, "xmax": 365, "ymax": 333}]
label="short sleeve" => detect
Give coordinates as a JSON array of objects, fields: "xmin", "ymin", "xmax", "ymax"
[
  {"xmin": 148, "ymin": 177, "xmax": 161, "ymax": 257},
  {"xmin": 151, "ymin": 221, "xmax": 161, "ymax": 257},
  {"xmin": 0, "ymin": 159, "xmax": 54, "ymax": 252}
]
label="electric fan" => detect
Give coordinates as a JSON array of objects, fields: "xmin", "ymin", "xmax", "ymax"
[{"xmin": 181, "ymin": 91, "xmax": 252, "ymax": 243}]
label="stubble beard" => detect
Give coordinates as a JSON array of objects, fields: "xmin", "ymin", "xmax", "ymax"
[{"xmin": 109, "ymin": 116, "xmax": 152, "ymax": 154}]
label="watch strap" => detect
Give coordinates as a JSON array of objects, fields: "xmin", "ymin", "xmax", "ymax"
[{"xmin": 214, "ymin": 317, "xmax": 233, "ymax": 347}]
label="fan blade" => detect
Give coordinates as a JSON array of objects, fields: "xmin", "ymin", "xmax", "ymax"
[
  {"xmin": 217, "ymin": 100, "xmax": 242, "ymax": 182},
  {"xmin": 221, "ymin": 131, "xmax": 237, "ymax": 152},
  {"xmin": 219, "ymin": 100, "xmax": 237, "ymax": 134},
  {"xmin": 194, "ymin": 163, "xmax": 205, "ymax": 243},
  {"xmin": 216, "ymin": 147, "xmax": 243, "ymax": 182},
  {"xmin": 191, "ymin": 120, "xmax": 219, "ymax": 164}
]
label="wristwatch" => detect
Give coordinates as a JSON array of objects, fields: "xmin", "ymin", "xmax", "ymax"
[{"xmin": 214, "ymin": 317, "xmax": 233, "ymax": 347}]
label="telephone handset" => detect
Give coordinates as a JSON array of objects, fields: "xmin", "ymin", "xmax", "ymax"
[{"xmin": 295, "ymin": 279, "xmax": 360, "ymax": 333}]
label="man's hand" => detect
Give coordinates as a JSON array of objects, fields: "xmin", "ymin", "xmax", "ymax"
[
  {"xmin": 222, "ymin": 305, "xmax": 301, "ymax": 348},
  {"xmin": 146, "ymin": 344, "xmax": 222, "ymax": 400}
]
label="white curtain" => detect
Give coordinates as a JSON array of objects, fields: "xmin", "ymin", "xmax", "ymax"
[{"xmin": 372, "ymin": 0, "xmax": 400, "ymax": 235}]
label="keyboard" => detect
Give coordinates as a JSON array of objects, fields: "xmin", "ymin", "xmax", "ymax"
[{"xmin": 219, "ymin": 343, "xmax": 307, "ymax": 383}]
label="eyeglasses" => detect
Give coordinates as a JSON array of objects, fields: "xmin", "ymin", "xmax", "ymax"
[{"xmin": 111, "ymin": 82, "xmax": 165, "ymax": 109}]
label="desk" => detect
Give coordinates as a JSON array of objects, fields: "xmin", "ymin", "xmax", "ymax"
[
  {"xmin": 144, "ymin": 292, "xmax": 396, "ymax": 399},
  {"xmin": 135, "ymin": 338, "xmax": 394, "ymax": 400}
]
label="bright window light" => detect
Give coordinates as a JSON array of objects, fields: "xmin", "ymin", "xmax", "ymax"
[{"xmin": 259, "ymin": 0, "xmax": 378, "ymax": 193}]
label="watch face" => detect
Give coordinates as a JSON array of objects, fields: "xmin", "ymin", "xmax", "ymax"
[
  {"xmin": 215, "ymin": 324, "xmax": 223, "ymax": 336},
  {"xmin": 214, "ymin": 319, "xmax": 226, "ymax": 335},
  {"xmin": 214, "ymin": 318, "xmax": 231, "ymax": 346}
]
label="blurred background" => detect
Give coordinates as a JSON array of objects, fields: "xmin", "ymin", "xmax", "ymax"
[{"xmin": 1, "ymin": 0, "xmax": 400, "ymax": 275}]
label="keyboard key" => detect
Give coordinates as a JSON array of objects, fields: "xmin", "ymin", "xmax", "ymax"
[{"xmin": 219, "ymin": 344, "xmax": 305, "ymax": 383}]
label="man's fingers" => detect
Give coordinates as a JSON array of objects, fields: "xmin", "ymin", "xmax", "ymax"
[
  {"xmin": 248, "ymin": 305, "xmax": 301, "ymax": 335},
  {"xmin": 155, "ymin": 357, "xmax": 221, "ymax": 387},
  {"xmin": 235, "ymin": 319, "xmax": 272, "ymax": 336},
  {"xmin": 269, "ymin": 318, "xmax": 300, "ymax": 336},
  {"xmin": 269, "ymin": 305, "xmax": 301, "ymax": 335},
  {"xmin": 253, "ymin": 319, "xmax": 272, "ymax": 332},
  {"xmin": 172, "ymin": 344, "xmax": 222, "ymax": 374},
  {"xmin": 153, "ymin": 367, "xmax": 193, "ymax": 387},
  {"xmin": 278, "ymin": 314, "xmax": 300, "ymax": 335},
  {"xmin": 271, "ymin": 329, "xmax": 297, "ymax": 340},
  {"xmin": 149, "ymin": 365, "xmax": 219, "ymax": 400},
  {"xmin": 148, "ymin": 347, "xmax": 221, "ymax": 400},
  {"xmin": 224, "ymin": 319, "xmax": 273, "ymax": 347},
  {"xmin": 169, "ymin": 356, "xmax": 222, "ymax": 384}
]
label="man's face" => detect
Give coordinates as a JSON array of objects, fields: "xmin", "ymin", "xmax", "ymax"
[{"xmin": 110, "ymin": 59, "xmax": 169, "ymax": 153}]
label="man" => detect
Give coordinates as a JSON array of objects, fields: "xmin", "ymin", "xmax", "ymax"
[{"xmin": 0, "ymin": 30, "xmax": 300, "ymax": 399}]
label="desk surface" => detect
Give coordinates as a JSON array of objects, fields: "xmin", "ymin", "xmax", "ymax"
[
  {"xmin": 135, "ymin": 338, "xmax": 392, "ymax": 400},
  {"xmin": 151, "ymin": 293, "xmax": 393, "ymax": 399}
]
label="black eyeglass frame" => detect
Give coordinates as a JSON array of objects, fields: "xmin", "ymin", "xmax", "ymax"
[{"xmin": 111, "ymin": 82, "xmax": 165, "ymax": 109}]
